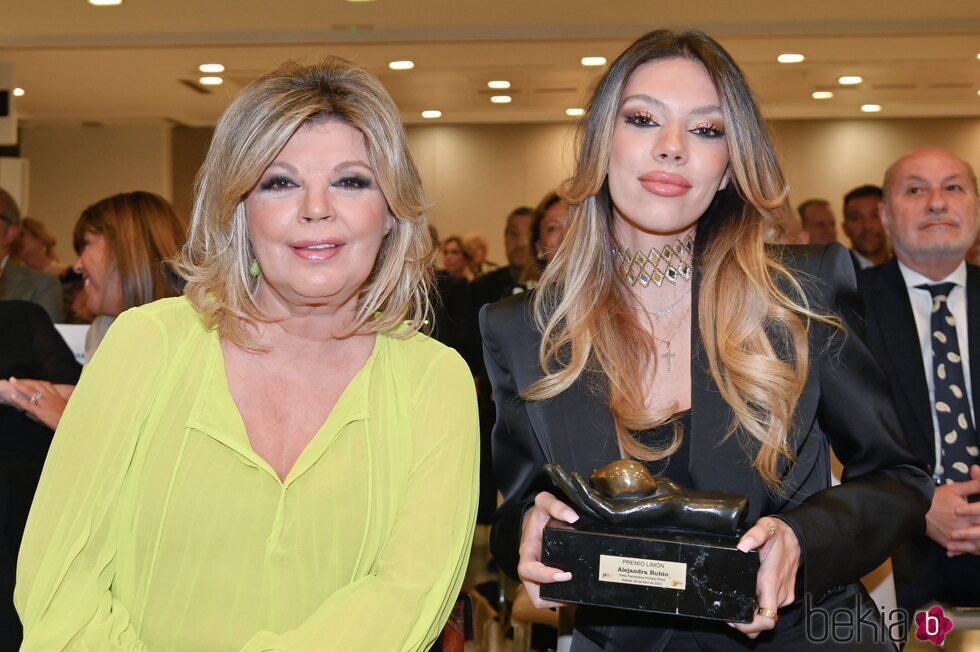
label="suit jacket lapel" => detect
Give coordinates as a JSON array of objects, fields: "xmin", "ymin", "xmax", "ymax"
[
  {"xmin": 872, "ymin": 259, "xmax": 934, "ymax": 458},
  {"xmin": 966, "ymin": 264, "xmax": 980, "ymax": 427}
]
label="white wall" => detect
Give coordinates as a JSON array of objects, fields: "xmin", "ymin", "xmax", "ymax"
[
  {"xmin": 406, "ymin": 122, "xmax": 577, "ymax": 265},
  {"xmin": 18, "ymin": 123, "xmax": 173, "ymax": 262}
]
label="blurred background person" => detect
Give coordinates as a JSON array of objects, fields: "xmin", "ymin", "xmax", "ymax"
[
  {"xmin": 442, "ymin": 234, "xmax": 475, "ymax": 282},
  {"xmin": 13, "ymin": 217, "xmax": 91, "ymax": 324},
  {"xmin": 522, "ymin": 190, "xmax": 570, "ymax": 287},
  {"xmin": 797, "ymin": 198, "xmax": 838, "ymax": 245},
  {"xmin": 464, "ymin": 232, "xmax": 498, "ymax": 277},
  {"xmin": 843, "ymin": 184, "xmax": 890, "ymax": 270},
  {"xmin": 0, "ymin": 188, "xmax": 63, "ymax": 322},
  {"xmin": 7, "ymin": 191, "xmax": 187, "ymax": 431},
  {"xmin": 12, "ymin": 217, "xmax": 69, "ymax": 277}
]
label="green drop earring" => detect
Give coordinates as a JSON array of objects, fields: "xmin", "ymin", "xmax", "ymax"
[{"xmin": 249, "ymin": 259, "xmax": 261, "ymax": 278}]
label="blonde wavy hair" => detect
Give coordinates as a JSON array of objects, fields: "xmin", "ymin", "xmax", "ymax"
[
  {"xmin": 174, "ymin": 57, "xmax": 434, "ymax": 347},
  {"xmin": 525, "ymin": 30, "xmax": 838, "ymax": 489}
]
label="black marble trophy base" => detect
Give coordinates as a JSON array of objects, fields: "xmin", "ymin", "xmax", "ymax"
[{"xmin": 540, "ymin": 519, "xmax": 759, "ymax": 623}]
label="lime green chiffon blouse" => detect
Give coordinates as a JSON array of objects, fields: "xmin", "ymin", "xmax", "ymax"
[{"xmin": 16, "ymin": 297, "xmax": 479, "ymax": 651}]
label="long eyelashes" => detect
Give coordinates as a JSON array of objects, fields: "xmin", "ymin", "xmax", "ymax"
[
  {"xmin": 259, "ymin": 175, "xmax": 297, "ymax": 191},
  {"xmin": 335, "ymin": 175, "xmax": 372, "ymax": 190},
  {"xmin": 623, "ymin": 112, "xmax": 658, "ymax": 128},
  {"xmin": 258, "ymin": 174, "xmax": 374, "ymax": 192},
  {"xmin": 621, "ymin": 111, "xmax": 725, "ymax": 138}
]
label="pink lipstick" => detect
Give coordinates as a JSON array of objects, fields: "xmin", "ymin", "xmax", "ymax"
[{"xmin": 639, "ymin": 171, "xmax": 692, "ymax": 197}]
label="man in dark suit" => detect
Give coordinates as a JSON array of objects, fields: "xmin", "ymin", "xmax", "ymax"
[
  {"xmin": 0, "ymin": 188, "xmax": 63, "ymax": 322},
  {"xmin": 843, "ymin": 184, "xmax": 890, "ymax": 272},
  {"xmin": 858, "ymin": 147, "xmax": 980, "ymax": 615}
]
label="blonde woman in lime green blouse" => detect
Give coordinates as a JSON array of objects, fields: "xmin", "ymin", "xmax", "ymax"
[{"xmin": 16, "ymin": 58, "xmax": 479, "ymax": 651}]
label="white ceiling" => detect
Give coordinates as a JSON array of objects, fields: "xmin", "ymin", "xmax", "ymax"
[{"xmin": 1, "ymin": 0, "xmax": 978, "ymax": 127}]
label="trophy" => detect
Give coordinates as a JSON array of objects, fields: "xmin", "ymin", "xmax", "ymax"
[{"xmin": 539, "ymin": 461, "xmax": 759, "ymax": 622}]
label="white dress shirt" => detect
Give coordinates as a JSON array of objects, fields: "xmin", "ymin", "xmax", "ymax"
[{"xmin": 898, "ymin": 260, "xmax": 974, "ymax": 479}]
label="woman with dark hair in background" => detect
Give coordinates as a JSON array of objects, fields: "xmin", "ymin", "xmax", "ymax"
[
  {"xmin": 6, "ymin": 191, "xmax": 187, "ymax": 430},
  {"xmin": 480, "ymin": 29, "xmax": 931, "ymax": 650}
]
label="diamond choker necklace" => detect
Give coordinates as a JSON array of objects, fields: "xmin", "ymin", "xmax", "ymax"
[{"xmin": 611, "ymin": 233, "xmax": 695, "ymax": 288}]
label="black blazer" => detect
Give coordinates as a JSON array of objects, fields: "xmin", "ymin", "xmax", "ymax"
[
  {"xmin": 480, "ymin": 244, "xmax": 932, "ymax": 650},
  {"xmin": 858, "ymin": 258, "xmax": 980, "ymax": 470}
]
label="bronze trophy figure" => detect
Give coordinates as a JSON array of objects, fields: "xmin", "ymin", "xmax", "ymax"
[{"xmin": 540, "ymin": 461, "xmax": 759, "ymax": 622}]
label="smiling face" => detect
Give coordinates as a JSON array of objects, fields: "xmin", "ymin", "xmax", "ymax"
[
  {"xmin": 607, "ymin": 57, "xmax": 730, "ymax": 248},
  {"xmin": 74, "ymin": 230, "xmax": 124, "ymax": 316},
  {"xmin": 245, "ymin": 119, "xmax": 392, "ymax": 313},
  {"xmin": 881, "ymin": 148, "xmax": 979, "ymax": 277}
]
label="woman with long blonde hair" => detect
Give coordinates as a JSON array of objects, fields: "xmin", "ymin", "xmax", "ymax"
[{"xmin": 480, "ymin": 29, "xmax": 931, "ymax": 650}]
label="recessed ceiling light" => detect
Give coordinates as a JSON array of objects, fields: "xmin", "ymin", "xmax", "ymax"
[
  {"xmin": 421, "ymin": 110, "xmax": 442, "ymax": 119},
  {"xmin": 88, "ymin": 0, "xmax": 122, "ymax": 5},
  {"xmin": 838, "ymin": 75, "xmax": 863, "ymax": 85},
  {"xmin": 12, "ymin": 88, "xmax": 25, "ymax": 97},
  {"xmin": 199, "ymin": 63, "xmax": 225, "ymax": 74},
  {"xmin": 388, "ymin": 60, "xmax": 414, "ymax": 70},
  {"xmin": 199, "ymin": 76, "xmax": 224, "ymax": 86},
  {"xmin": 487, "ymin": 80, "xmax": 511, "ymax": 90},
  {"xmin": 490, "ymin": 95, "xmax": 512, "ymax": 104},
  {"xmin": 777, "ymin": 54, "xmax": 805, "ymax": 64},
  {"xmin": 861, "ymin": 104, "xmax": 882, "ymax": 113},
  {"xmin": 812, "ymin": 91, "xmax": 834, "ymax": 100},
  {"xmin": 581, "ymin": 57, "xmax": 607, "ymax": 67},
  {"xmin": 565, "ymin": 108, "xmax": 585, "ymax": 117}
]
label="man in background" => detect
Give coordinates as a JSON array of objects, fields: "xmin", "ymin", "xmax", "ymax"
[
  {"xmin": 858, "ymin": 147, "xmax": 980, "ymax": 617},
  {"xmin": 844, "ymin": 184, "xmax": 890, "ymax": 270},
  {"xmin": 0, "ymin": 188, "xmax": 62, "ymax": 322},
  {"xmin": 798, "ymin": 198, "xmax": 838, "ymax": 245}
]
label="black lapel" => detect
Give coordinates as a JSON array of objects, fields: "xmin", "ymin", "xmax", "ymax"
[
  {"xmin": 967, "ymin": 264, "xmax": 980, "ymax": 426},
  {"xmin": 870, "ymin": 259, "xmax": 934, "ymax": 449},
  {"xmin": 531, "ymin": 373, "xmax": 622, "ymax": 478}
]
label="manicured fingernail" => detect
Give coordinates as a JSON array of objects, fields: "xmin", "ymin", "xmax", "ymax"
[
  {"xmin": 554, "ymin": 571, "xmax": 572, "ymax": 582},
  {"xmin": 565, "ymin": 511, "xmax": 579, "ymax": 523},
  {"xmin": 737, "ymin": 540, "xmax": 755, "ymax": 553}
]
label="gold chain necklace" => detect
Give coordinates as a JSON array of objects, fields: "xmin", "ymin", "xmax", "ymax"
[
  {"xmin": 612, "ymin": 233, "xmax": 695, "ymax": 288},
  {"xmin": 648, "ymin": 285, "xmax": 692, "ymax": 320},
  {"xmin": 650, "ymin": 301, "xmax": 691, "ymax": 372}
]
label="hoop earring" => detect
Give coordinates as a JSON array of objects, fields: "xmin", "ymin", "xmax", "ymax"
[{"xmin": 249, "ymin": 259, "xmax": 261, "ymax": 278}]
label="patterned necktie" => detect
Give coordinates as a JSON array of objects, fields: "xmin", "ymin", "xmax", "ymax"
[{"xmin": 917, "ymin": 282, "xmax": 980, "ymax": 483}]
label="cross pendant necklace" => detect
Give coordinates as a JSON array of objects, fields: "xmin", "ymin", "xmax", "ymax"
[{"xmin": 650, "ymin": 301, "xmax": 691, "ymax": 373}]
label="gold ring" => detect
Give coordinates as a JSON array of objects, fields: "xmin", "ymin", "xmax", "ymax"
[
  {"xmin": 757, "ymin": 607, "xmax": 777, "ymax": 619},
  {"xmin": 29, "ymin": 391, "xmax": 43, "ymax": 405},
  {"xmin": 764, "ymin": 520, "xmax": 777, "ymax": 538}
]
